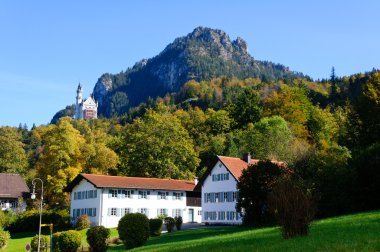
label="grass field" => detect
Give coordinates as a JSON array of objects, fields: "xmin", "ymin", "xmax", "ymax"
[{"xmin": 4, "ymin": 211, "xmax": 380, "ymax": 251}]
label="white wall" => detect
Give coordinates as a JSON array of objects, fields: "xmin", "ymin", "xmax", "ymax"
[
  {"xmin": 70, "ymin": 179, "xmax": 201, "ymax": 228},
  {"xmin": 201, "ymin": 160, "xmax": 242, "ymax": 224}
]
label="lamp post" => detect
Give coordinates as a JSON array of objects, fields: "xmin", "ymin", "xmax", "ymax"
[{"xmin": 31, "ymin": 178, "xmax": 43, "ymax": 252}]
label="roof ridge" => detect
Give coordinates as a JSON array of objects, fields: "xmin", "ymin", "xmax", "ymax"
[{"xmin": 81, "ymin": 173, "xmax": 194, "ymax": 183}]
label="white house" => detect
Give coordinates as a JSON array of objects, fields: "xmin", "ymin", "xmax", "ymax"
[
  {"xmin": 66, "ymin": 174, "xmax": 202, "ymax": 228},
  {"xmin": 197, "ymin": 154, "xmax": 286, "ymax": 225}
]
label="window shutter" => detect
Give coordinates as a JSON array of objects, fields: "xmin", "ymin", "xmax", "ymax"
[
  {"xmin": 94, "ymin": 190, "xmax": 97, "ymax": 198},
  {"xmin": 137, "ymin": 208, "xmax": 140, "ymax": 213},
  {"xmin": 131, "ymin": 190, "xmax": 134, "ymax": 194},
  {"xmin": 146, "ymin": 209, "xmax": 150, "ymax": 217},
  {"xmin": 157, "ymin": 192, "xmax": 161, "ymax": 200},
  {"xmin": 93, "ymin": 208, "xmax": 96, "ymax": 217},
  {"xmin": 172, "ymin": 193, "xmax": 175, "ymax": 200},
  {"xmin": 108, "ymin": 190, "xmax": 112, "ymax": 198},
  {"xmin": 157, "ymin": 209, "xmax": 160, "ymax": 216},
  {"xmin": 107, "ymin": 208, "xmax": 111, "ymax": 216},
  {"xmin": 147, "ymin": 191, "xmax": 150, "ymax": 199},
  {"xmin": 172, "ymin": 209, "xmax": 175, "ymax": 217},
  {"xmin": 138, "ymin": 191, "xmax": 142, "ymax": 199},
  {"xmin": 116, "ymin": 208, "xmax": 121, "ymax": 217},
  {"xmin": 180, "ymin": 192, "xmax": 184, "ymax": 200}
]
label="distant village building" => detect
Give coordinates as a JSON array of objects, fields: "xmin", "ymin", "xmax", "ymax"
[
  {"xmin": 66, "ymin": 174, "xmax": 202, "ymax": 228},
  {"xmin": 0, "ymin": 173, "xmax": 29, "ymax": 212},
  {"xmin": 74, "ymin": 83, "xmax": 98, "ymax": 120}
]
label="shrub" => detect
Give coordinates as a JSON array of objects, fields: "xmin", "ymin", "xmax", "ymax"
[
  {"xmin": 75, "ymin": 214, "xmax": 91, "ymax": 230},
  {"xmin": 31, "ymin": 234, "xmax": 50, "ymax": 252},
  {"xmin": 117, "ymin": 213, "xmax": 149, "ymax": 249},
  {"xmin": 7, "ymin": 209, "xmax": 70, "ymax": 232},
  {"xmin": 0, "ymin": 210, "xmax": 16, "ymax": 230},
  {"xmin": 268, "ymin": 178, "xmax": 315, "ymax": 238},
  {"xmin": 0, "ymin": 230, "xmax": 10, "ymax": 249},
  {"xmin": 164, "ymin": 217, "xmax": 175, "ymax": 232},
  {"xmin": 174, "ymin": 216, "xmax": 183, "ymax": 230},
  {"xmin": 149, "ymin": 218, "xmax": 163, "ymax": 236},
  {"xmin": 59, "ymin": 230, "xmax": 81, "ymax": 252},
  {"xmin": 52, "ymin": 232, "xmax": 62, "ymax": 252},
  {"xmin": 86, "ymin": 226, "xmax": 110, "ymax": 252}
]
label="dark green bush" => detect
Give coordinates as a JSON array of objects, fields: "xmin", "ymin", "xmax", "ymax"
[
  {"xmin": 164, "ymin": 217, "xmax": 175, "ymax": 232},
  {"xmin": 52, "ymin": 232, "xmax": 62, "ymax": 252},
  {"xmin": 7, "ymin": 209, "xmax": 70, "ymax": 232},
  {"xmin": 75, "ymin": 214, "xmax": 91, "ymax": 230},
  {"xmin": 117, "ymin": 213, "xmax": 149, "ymax": 249},
  {"xmin": 174, "ymin": 216, "xmax": 183, "ymax": 230},
  {"xmin": 0, "ymin": 210, "xmax": 17, "ymax": 230},
  {"xmin": 59, "ymin": 230, "xmax": 81, "ymax": 252},
  {"xmin": 149, "ymin": 218, "xmax": 163, "ymax": 236},
  {"xmin": 86, "ymin": 226, "xmax": 110, "ymax": 252},
  {"xmin": 31, "ymin": 234, "xmax": 50, "ymax": 252},
  {"xmin": 0, "ymin": 230, "xmax": 10, "ymax": 249}
]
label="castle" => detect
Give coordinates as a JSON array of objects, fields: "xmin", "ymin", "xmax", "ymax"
[{"xmin": 74, "ymin": 83, "xmax": 98, "ymax": 120}]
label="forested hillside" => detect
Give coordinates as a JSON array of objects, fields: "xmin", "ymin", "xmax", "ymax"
[{"xmin": 2, "ymin": 69, "xmax": 380, "ymax": 218}]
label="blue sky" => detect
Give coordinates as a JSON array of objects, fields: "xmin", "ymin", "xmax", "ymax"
[{"xmin": 0, "ymin": 0, "xmax": 379, "ymax": 128}]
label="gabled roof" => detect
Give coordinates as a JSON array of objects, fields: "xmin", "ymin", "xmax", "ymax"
[
  {"xmin": 194, "ymin": 155, "xmax": 287, "ymax": 191},
  {"xmin": 217, "ymin": 155, "xmax": 261, "ymax": 180},
  {"xmin": 83, "ymin": 96, "xmax": 97, "ymax": 106},
  {"xmin": 66, "ymin": 173, "xmax": 196, "ymax": 192},
  {"xmin": 0, "ymin": 173, "xmax": 29, "ymax": 199}
]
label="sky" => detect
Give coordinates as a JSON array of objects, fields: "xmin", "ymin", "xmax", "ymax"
[{"xmin": 0, "ymin": 1, "xmax": 379, "ymax": 128}]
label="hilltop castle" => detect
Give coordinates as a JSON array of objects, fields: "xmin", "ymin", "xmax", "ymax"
[{"xmin": 74, "ymin": 83, "xmax": 98, "ymax": 120}]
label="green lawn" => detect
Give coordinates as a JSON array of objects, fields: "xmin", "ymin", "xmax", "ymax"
[
  {"xmin": 4, "ymin": 211, "xmax": 380, "ymax": 251},
  {"xmin": 109, "ymin": 211, "xmax": 380, "ymax": 252}
]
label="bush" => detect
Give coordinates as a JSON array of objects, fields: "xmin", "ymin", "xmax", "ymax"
[
  {"xmin": 31, "ymin": 234, "xmax": 50, "ymax": 252},
  {"xmin": 52, "ymin": 232, "xmax": 62, "ymax": 252},
  {"xmin": 0, "ymin": 230, "xmax": 10, "ymax": 249},
  {"xmin": 58, "ymin": 230, "xmax": 81, "ymax": 252},
  {"xmin": 7, "ymin": 209, "xmax": 70, "ymax": 232},
  {"xmin": 149, "ymin": 218, "xmax": 163, "ymax": 236},
  {"xmin": 117, "ymin": 213, "xmax": 150, "ymax": 249},
  {"xmin": 164, "ymin": 217, "xmax": 175, "ymax": 232},
  {"xmin": 174, "ymin": 216, "xmax": 183, "ymax": 230},
  {"xmin": 86, "ymin": 226, "xmax": 110, "ymax": 252},
  {"xmin": 0, "ymin": 210, "xmax": 17, "ymax": 230},
  {"xmin": 268, "ymin": 178, "xmax": 315, "ymax": 238},
  {"xmin": 75, "ymin": 214, "xmax": 91, "ymax": 230}
]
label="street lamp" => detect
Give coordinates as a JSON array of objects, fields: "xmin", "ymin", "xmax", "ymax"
[{"xmin": 31, "ymin": 178, "xmax": 44, "ymax": 252}]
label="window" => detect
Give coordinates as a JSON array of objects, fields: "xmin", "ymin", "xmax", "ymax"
[
  {"xmin": 224, "ymin": 192, "xmax": 228, "ymax": 202},
  {"xmin": 227, "ymin": 211, "xmax": 235, "ymax": 220},
  {"xmin": 218, "ymin": 211, "xmax": 225, "ymax": 220},
  {"xmin": 138, "ymin": 191, "xmax": 150, "ymax": 199},
  {"xmin": 158, "ymin": 191, "xmax": 168, "ymax": 200},
  {"xmin": 108, "ymin": 208, "xmax": 120, "ymax": 216},
  {"xmin": 233, "ymin": 191, "xmax": 237, "ymax": 201},
  {"xmin": 124, "ymin": 208, "xmax": 132, "ymax": 215},
  {"xmin": 198, "ymin": 210, "xmax": 202, "ymax": 216},
  {"xmin": 158, "ymin": 208, "xmax": 168, "ymax": 216},
  {"xmin": 215, "ymin": 193, "xmax": 219, "ymax": 202},
  {"xmin": 124, "ymin": 190, "xmax": 133, "ymax": 198},
  {"xmin": 138, "ymin": 208, "xmax": 149, "ymax": 217},
  {"xmin": 173, "ymin": 192, "xmax": 183, "ymax": 200},
  {"xmin": 173, "ymin": 209, "xmax": 182, "ymax": 217},
  {"xmin": 109, "ymin": 189, "xmax": 118, "ymax": 198}
]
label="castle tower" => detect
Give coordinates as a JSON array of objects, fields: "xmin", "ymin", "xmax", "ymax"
[{"xmin": 75, "ymin": 83, "xmax": 83, "ymax": 119}]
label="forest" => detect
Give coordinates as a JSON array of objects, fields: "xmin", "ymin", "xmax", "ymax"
[{"xmin": 1, "ymin": 69, "xmax": 379, "ymax": 218}]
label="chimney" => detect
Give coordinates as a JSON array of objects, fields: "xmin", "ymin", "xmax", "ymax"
[
  {"xmin": 194, "ymin": 177, "xmax": 198, "ymax": 185},
  {"xmin": 243, "ymin": 153, "xmax": 251, "ymax": 164}
]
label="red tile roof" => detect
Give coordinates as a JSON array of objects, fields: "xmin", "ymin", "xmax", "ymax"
[
  {"xmin": 0, "ymin": 173, "xmax": 29, "ymax": 199},
  {"xmin": 66, "ymin": 173, "xmax": 196, "ymax": 192},
  {"xmin": 217, "ymin": 156, "xmax": 287, "ymax": 180}
]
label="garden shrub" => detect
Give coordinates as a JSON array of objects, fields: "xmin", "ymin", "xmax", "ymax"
[
  {"xmin": 164, "ymin": 217, "xmax": 175, "ymax": 232},
  {"xmin": 75, "ymin": 214, "xmax": 91, "ymax": 230},
  {"xmin": 0, "ymin": 210, "xmax": 17, "ymax": 230},
  {"xmin": 117, "ymin": 213, "xmax": 149, "ymax": 249},
  {"xmin": 0, "ymin": 230, "xmax": 10, "ymax": 249},
  {"xmin": 7, "ymin": 209, "xmax": 70, "ymax": 232},
  {"xmin": 31, "ymin": 234, "xmax": 50, "ymax": 252},
  {"xmin": 59, "ymin": 230, "xmax": 81, "ymax": 252},
  {"xmin": 52, "ymin": 232, "xmax": 62, "ymax": 252},
  {"xmin": 268, "ymin": 178, "xmax": 315, "ymax": 238},
  {"xmin": 174, "ymin": 216, "xmax": 183, "ymax": 230},
  {"xmin": 149, "ymin": 218, "xmax": 163, "ymax": 236},
  {"xmin": 86, "ymin": 225, "xmax": 110, "ymax": 252}
]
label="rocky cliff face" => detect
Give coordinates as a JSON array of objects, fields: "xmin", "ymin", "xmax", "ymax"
[{"xmin": 91, "ymin": 26, "xmax": 303, "ymax": 117}]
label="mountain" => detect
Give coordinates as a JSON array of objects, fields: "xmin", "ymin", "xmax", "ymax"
[{"xmin": 92, "ymin": 27, "xmax": 306, "ymax": 117}]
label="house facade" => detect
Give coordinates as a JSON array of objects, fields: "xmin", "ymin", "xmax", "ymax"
[
  {"xmin": 0, "ymin": 173, "xmax": 29, "ymax": 212},
  {"xmin": 198, "ymin": 154, "xmax": 274, "ymax": 225},
  {"xmin": 66, "ymin": 174, "xmax": 202, "ymax": 228}
]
